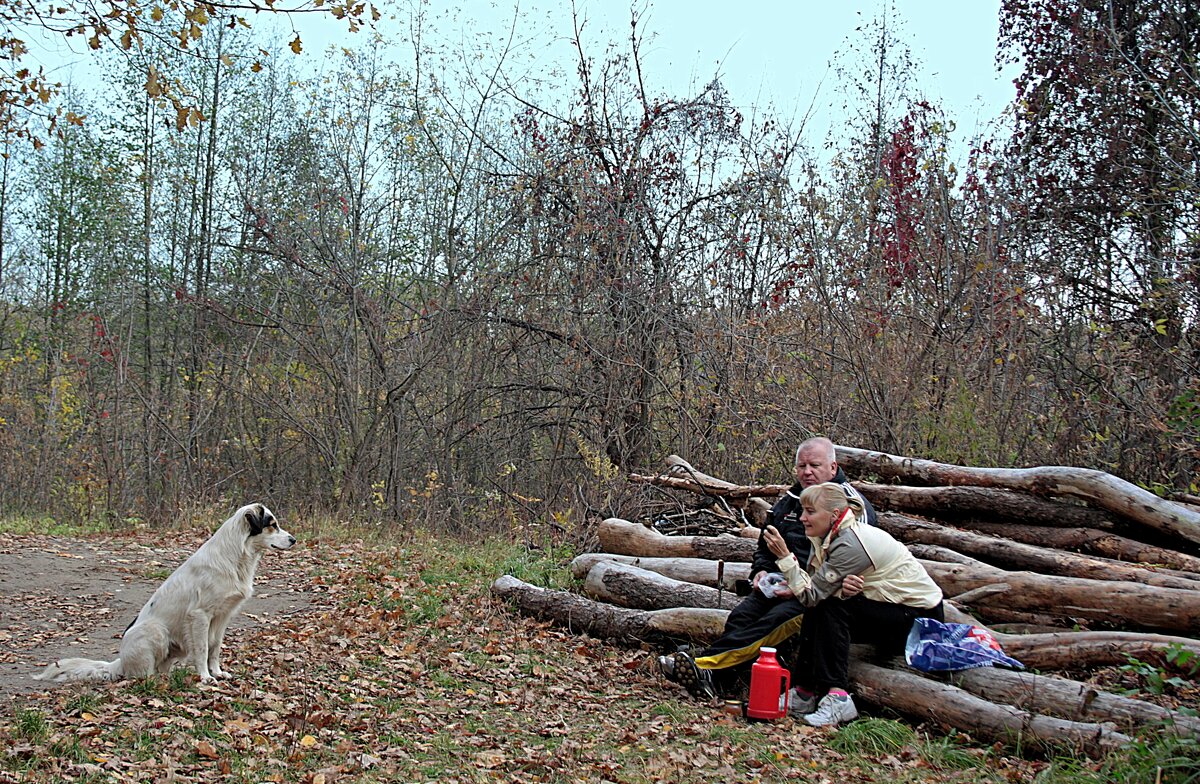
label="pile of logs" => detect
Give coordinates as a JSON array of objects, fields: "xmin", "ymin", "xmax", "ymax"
[{"xmin": 492, "ymin": 448, "xmax": 1200, "ymax": 756}]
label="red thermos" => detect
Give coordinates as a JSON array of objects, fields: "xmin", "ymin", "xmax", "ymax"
[{"xmin": 746, "ymin": 647, "xmax": 791, "ymax": 720}]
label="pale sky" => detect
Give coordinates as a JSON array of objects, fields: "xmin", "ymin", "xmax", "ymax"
[
  {"xmin": 358, "ymin": 0, "xmax": 1020, "ymax": 146},
  {"xmin": 28, "ymin": 0, "xmax": 1018, "ymax": 152}
]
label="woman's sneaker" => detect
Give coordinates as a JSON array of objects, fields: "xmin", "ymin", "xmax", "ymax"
[
  {"xmin": 787, "ymin": 688, "xmax": 818, "ymax": 716},
  {"xmin": 804, "ymin": 693, "xmax": 859, "ymax": 727}
]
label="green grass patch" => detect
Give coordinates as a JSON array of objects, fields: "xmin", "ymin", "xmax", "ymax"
[
  {"xmin": 0, "ymin": 514, "xmax": 113, "ymax": 536},
  {"xmin": 14, "ymin": 708, "xmax": 49, "ymax": 742},
  {"xmin": 830, "ymin": 717, "xmax": 917, "ymax": 756}
]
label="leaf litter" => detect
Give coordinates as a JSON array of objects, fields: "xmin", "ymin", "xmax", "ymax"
[{"xmin": 0, "ymin": 531, "xmax": 1048, "ymax": 783}]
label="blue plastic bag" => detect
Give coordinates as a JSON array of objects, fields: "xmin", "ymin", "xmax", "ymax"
[{"xmin": 904, "ymin": 617, "xmax": 1024, "ymax": 672}]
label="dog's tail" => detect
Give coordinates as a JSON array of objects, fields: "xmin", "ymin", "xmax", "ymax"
[{"xmin": 33, "ymin": 657, "xmax": 122, "ymax": 683}]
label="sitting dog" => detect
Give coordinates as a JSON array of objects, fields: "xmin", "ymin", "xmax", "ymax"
[{"xmin": 35, "ymin": 503, "xmax": 295, "ymax": 684}]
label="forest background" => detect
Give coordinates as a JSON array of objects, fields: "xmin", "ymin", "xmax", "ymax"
[{"xmin": 0, "ymin": 0, "xmax": 1195, "ymax": 536}]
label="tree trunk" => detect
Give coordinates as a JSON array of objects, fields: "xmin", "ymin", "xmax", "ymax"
[
  {"xmin": 996, "ymin": 629, "xmax": 1200, "ymax": 670},
  {"xmin": 920, "ymin": 560, "xmax": 1200, "ymax": 635},
  {"xmin": 855, "ymin": 482, "xmax": 1120, "ymax": 530},
  {"xmin": 957, "ymin": 522, "xmax": 1200, "ymax": 574},
  {"xmin": 490, "ymin": 575, "xmax": 727, "ymax": 644},
  {"xmin": 599, "ymin": 517, "xmax": 756, "ymax": 562},
  {"xmin": 570, "ymin": 553, "xmax": 750, "ymax": 588},
  {"xmin": 878, "ymin": 512, "xmax": 1200, "ymax": 590},
  {"xmin": 834, "ymin": 446, "xmax": 1200, "ymax": 547},
  {"xmin": 849, "ymin": 660, "xmax": 1130, "ymax": 757},
  {"xmin": 582, "ymin": 561, "xmax": 741, "ymax": 611},
  {"xmin": 945, "ymin": 664, "xmax": 1200, "ymax": 736},
  {"xmin": 654, "ymin": 455, "xmax": 774, "ymax": 525}
]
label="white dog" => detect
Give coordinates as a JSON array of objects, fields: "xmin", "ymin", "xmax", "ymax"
[{"xmin": 35, "ymin": 503, "xmax": 295, "ymax": 684}]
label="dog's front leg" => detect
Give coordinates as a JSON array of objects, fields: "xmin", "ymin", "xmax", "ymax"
[
  {"xmin": 186, "ymin": 610, "xmax": 215, "ymax": 682},
  {"xmin": 207, "ymin": 613, "xmax": 237, "ymax": 679}
]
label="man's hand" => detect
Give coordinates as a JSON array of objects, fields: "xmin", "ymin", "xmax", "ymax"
[
  {"xmin": 763, "ymin": 525, "xmax": 790, "ymax": 559},
  {"xmin": 841, "ymin": 574, "xmax": 865, "ymax": 598}
]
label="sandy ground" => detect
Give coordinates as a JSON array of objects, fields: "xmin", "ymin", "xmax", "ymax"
[{"xmin": 0, "ymin": 532, "xmax": 313, "ymax": 703}]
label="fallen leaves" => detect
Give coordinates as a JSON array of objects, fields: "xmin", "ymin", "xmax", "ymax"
[{"xmin": 0, "ymin": 533, "xmax": 1051, "ymax": 783}]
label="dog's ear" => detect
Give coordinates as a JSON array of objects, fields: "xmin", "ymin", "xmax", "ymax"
[{"xmin": 244, "ymin": 503, "xmax": 268, "ymax": 536}]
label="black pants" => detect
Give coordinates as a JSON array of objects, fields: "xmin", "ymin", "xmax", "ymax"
[
  {"xmin": 792, "ymin": 595, "xmax": 944, "ymax": 694},
  {"xmin": 693, "ymin": 592, "xmax": 806, "ymax": 682}
]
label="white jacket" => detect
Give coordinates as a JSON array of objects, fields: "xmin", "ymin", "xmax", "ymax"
[{"xmin": 775, "ymin": 510, "xmax": 942, "ymax": 610}]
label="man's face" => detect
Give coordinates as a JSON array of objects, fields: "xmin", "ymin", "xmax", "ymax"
[{"xmin": 795, "ymin": 448, "xmax": 837, "ymax": 487}]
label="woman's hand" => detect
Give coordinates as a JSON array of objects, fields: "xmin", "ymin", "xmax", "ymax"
[
  {"xmin": 841, "ymin": 574, "xmax": 865, "ymax": 598},
  {"xmin": 763, "ymin": 525, "xmax": 790, "ymax": 559}
]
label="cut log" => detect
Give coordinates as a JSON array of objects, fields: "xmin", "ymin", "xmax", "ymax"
[
  {"xmin": 968, "ymin": 606, "xmax": 1075, "ymax": 630},
  {"xmin": 599, "ymin": 517, "xmax": 756, "ymax": 562},
  {"xmin": 659, "ymin": 455, "xmax": 775, "ymax": 525},
  {"xmin": 629, "ymin": 472, "xmax": 787, "ymax": 500},
  {"xmin": 907, "ymin": 543, "xmax": 991, "ymax": 567},
  {"xmin": 880, "ymin": 512, "xmax": 1200, "ymax": 590},
  {"xmin": 849, "ymin": 659, "xmax": 1130, "ymax": 757},
  {"xmin": 835, "ymin": 445, "xmax": 1200, "ymax": 547},
  {"xmin": 856, "ymin": 482, "xmax": 1121, "ymax": 530},
  {"xmin": 570, "ymin": 553, "xmax": 750, "ymax": 588},
  {"xmin": 946, "ymin": 665, "xmax": 1200, "ymax": 736},
  {"xmin": 995, "ymin": 630, "xmax": 1200, "ymax": 670},
  {"xmin": 490, "ymin": 575, "xmax": 727, "ymax": 643},
  {"xmin": 957, "ymin": 522, "xmax": 1200, "ymax": 575},
  {"xmin": 920, "ymin": 560, "xmax": 1200, "ymax": 635},
  {"xmin": 582, "ymin": 561, "xmax": 741, "ymax": 611}
]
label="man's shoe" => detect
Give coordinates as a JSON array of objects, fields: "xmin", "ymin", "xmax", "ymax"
[
  {"xmin": 787, "ymin": 687, "xmax": 818, "ymax": 716},
  {"xmin": 804, "ymin": 693, "xmax": 859, "ymax": 727},
  {"xmin": 658, "ymin": 654, "xmax": 677, "ymax": 681},
  {"xmin": 672, "ymin": 652, "xmax": 717, "ymax": 700}
]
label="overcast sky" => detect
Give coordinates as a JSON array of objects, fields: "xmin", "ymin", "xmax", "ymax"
[
  {"xmin": 367, "ymin": 0, "xmax": 1021, "ymax": 144},
  {"xmin": 31, "ymin": 0, "xmax": 1018, "ymax": 150}
]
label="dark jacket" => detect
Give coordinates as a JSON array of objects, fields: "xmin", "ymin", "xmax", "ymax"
[{"xmin": 749, "ymin": 468, "xmax": 877, "ymax": 579}]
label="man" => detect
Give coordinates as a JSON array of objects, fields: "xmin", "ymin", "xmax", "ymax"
[{"xmin": 659, "ymin": 437, "xmax": 876, "ymax": 700}]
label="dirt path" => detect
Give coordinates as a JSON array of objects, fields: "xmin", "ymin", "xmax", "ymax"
[{"xmin": 0, "ymin": 532, "xmax": 315, "ymax": 702}]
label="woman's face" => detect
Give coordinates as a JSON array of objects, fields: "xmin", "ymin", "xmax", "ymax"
[{"xmin": 800, "ymin": 502, "xmax": 838, "ymax": 538}]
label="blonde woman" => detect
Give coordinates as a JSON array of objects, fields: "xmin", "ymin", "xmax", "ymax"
[{"xmin": 762, "ymin": 481, "xmax": 943, "ymax": 727}]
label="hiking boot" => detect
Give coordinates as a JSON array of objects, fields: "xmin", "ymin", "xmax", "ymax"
[
  {"xmin": 787, "ymin": 687, "xmax": 818, "ymax": 716},
  {"xmin": 804, "ymin": 693, "xmax": 859, "ymax": 727},
  {"xmin": 672, "ymin": 651, "xmax": 717, "ymax": 700}
]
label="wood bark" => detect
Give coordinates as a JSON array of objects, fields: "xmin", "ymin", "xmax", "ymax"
[
  {"xmin": 957, "ymin": 522, "xmax": 1200, "ymax": 574},
  {"xmin": 855, "ymin": 482, "xmax": 1120, "ymax": 530},
  {"xmin": 995, "ymin": 630, "xmax": 1200, "ymax": 670},
  {"xmin": 598, "ymin": 517, "xmax": 756, "ymax": 562},
  {"xmin": 945, "ymin": 665, "xmax": 1200, "ymax": 736},
  {"xmin": 879, "ymin": 512, "xmax": 1200, "ymax": 590},
  {"xmin": 490, "ymin": 575, "xmax": 727, "ymax": 644},
  {"xmin": 658, "ymin": 455, "xmax": 775, "ymax": 524},
  {"xmin": 920, "ymin": 560, "xmax": 1200, "ymax": 635},
  {"xmin": 849, "ymin": 660, "xmax": 1130, "ymax": 757},
  {"xmin": 570, "ymin": 553, "xmax": 750, "ymax": 588},
  {"xmin": 628, "ymin": 472, "xmax": 787, "ymax": 500},
  {"xmin": 582, "ymin": 561, "xmax": 741, "ymax": 611},
  {"xmin": 834, "ymin": 445, "xmax": 1200, "ymax": 547}
]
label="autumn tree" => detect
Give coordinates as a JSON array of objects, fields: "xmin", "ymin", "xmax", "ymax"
[{"xmin": 999, "ymin": 0, "xmax": 1200, "ymax": 485}]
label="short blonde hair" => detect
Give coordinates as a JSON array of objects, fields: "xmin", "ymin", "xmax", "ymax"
[{"xmin": 798, "ymin": 482, "xmax": 863, "ymax": 516}]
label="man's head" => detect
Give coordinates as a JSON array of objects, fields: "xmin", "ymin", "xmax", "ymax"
[{"xmin": 794, "ymin": 437, "xmax": 838, "ymax": 487}]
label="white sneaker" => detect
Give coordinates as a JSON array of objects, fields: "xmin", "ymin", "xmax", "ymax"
[
  {"xmin": 804, "ymin": 693, "xmax": 859, "ymax": 727},
  {"xmin": 787, "ymin": 688, "xmax": 817, "ymax": 715}
]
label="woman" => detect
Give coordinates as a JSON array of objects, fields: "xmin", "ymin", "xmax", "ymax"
[{"xmin": 762, "ymin": 481, "xmax": 944, "ymax": 727}]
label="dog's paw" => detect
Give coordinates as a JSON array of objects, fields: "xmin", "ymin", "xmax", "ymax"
[{"xmin": 211, "ymin": 669, "xmax": 232, "ymax": 680}]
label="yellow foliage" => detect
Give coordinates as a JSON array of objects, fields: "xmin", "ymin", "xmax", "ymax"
[{"xmin": 572, "ymin": 432, "xmax": 620, "ymax": 481}]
